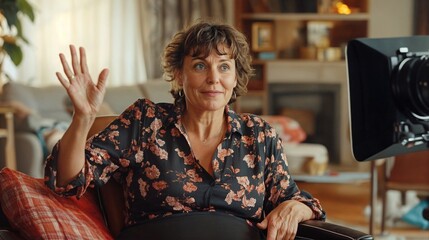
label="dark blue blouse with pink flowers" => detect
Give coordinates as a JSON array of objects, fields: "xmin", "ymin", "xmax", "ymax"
[{"xmin": 45, "ymin": 98, "xmax": 325, "ymax": 227}]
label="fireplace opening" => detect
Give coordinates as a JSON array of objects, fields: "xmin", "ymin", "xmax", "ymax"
[{"xmin": 268, "ymin": 83, "xmax": 341, "ymax": 164}]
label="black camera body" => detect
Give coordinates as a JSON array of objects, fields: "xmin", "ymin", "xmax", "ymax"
[{"xmin": 346, "ymin": 36, "xmax": 429, "ymax": 161}]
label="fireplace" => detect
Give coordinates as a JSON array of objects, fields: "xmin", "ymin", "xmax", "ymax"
[{"xmin": 268, "ymin": 83, "xmax": 341, "ymax": 164}]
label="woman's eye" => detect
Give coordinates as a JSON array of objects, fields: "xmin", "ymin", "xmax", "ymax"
[
  {"xmin": 220, "ymin": 64, "xmax": 230, "ymax": 72},
  {"xmin": 194, "ymin": 63, "xmax": 205, "ymax": 71}
]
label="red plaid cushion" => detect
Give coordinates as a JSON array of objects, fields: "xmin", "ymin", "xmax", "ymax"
[{"xmin": 0, "ymin": 168, "xmax": 113, "ymax": 240}]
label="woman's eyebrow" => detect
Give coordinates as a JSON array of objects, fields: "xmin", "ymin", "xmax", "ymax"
[{"xmin": 191, "ymin": 56, "xmax": 204, "ymax": 61}]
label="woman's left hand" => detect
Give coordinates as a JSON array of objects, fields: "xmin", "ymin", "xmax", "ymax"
[{"xmin": 256, "ymin": 200, "xmax": 314, "ymax": 240}]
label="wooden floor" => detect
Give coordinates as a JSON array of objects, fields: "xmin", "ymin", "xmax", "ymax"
[{"xmin": 297, "ymin": 180, "xmax": 429, "ymax": 240}]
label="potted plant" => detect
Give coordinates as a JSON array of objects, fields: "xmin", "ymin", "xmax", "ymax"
[{"xmin": 0, "ymin": 0, "xmax": 35, "ymax": 81}]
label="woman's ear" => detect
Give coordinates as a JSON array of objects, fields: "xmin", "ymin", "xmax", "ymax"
[{"xmin": 175, "ymin": 71, "xmax": 183, "ymax": 86}]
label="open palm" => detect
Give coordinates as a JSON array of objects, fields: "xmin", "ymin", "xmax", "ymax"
[{"xmin": 56, "ymin": 45, "xmax": 108, "ymax": 118}]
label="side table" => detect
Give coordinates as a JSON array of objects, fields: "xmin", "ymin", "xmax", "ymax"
[{"xmin": 0, "ymin": 106, "xmax": 16, "ymax": 170}]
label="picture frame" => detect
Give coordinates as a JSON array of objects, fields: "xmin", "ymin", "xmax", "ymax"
[
  {"xmin": 307, "ymin": 21, "xmax": 333, "ymax": 48},
  {"xmin": 251, "ymin": 22, "xmax": 275, "ymax": 52},
  {"xmin": 247, "ymin": 62, "xmax": 266, "ymax": 90}
]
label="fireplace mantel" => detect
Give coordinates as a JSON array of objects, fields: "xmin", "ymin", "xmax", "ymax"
[{"xmin": 267, "ymin": 60, "xmax": 347, "ymax": 84}]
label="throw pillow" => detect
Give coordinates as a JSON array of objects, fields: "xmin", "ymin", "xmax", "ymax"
[
  {"xmin": 0, "ymin": 82, "xmax": 38, "ymax": 111},
  {"xmin": 0, "ymin": 168, "xmax": 113, "ymax": 240},
  {"xmin": 262, "ymin": 115, "xmax": 307, "ymax": 143}
]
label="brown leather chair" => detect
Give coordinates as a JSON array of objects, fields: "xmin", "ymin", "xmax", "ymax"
[{"xmin": 90, "ymin": 116, "xmax": 373, "ymax": 240}]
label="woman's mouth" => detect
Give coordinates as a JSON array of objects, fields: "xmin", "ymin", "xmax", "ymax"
[{"xmin": 202, "ymin": 90, "xmax": 223, "ymax": 97}]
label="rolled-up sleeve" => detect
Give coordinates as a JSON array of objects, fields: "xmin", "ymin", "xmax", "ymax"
[{"xmin": 44, "ymin": 99, "xmax": 145, "ymax": 198}]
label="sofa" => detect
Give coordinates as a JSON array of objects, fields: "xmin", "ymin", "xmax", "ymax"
[
  {"xmin": 0, "ymin": 115, "xmax": 373, "ymax": 239},
  {"xmin": 0, "ymin": 80, "xmax": 173, "ymax": 178}
]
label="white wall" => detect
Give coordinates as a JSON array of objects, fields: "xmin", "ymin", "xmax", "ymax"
[{"xmin": 369, "ymin": 0, "xmax": 414, "ymax": 38}]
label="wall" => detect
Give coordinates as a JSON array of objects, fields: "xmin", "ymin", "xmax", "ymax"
[{"xmin": 369, "ymin": 0, "xmax": 413, "ymax": 38}]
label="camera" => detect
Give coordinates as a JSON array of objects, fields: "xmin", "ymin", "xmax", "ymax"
[
  {"xmin": 346, "ymin": 36, "xmax": 429, "ymax": 161},
  {"xmin": 391, "ymin": 47, "xmax": 429, "ymax": 147}
]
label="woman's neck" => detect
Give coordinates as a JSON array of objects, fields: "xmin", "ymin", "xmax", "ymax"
[{"xmin": 181, "ymin": 109, "xmax": 226, "ymax": 143}]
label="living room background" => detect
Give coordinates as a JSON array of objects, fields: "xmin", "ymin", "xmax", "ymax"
[{"xmin": 3, "ymin": 0, "xmax": 232, "ymax": 87}]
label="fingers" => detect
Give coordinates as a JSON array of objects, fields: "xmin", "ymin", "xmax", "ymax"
[
  {"xmin": 97, "ymin": 68, "xmax": 109, "ymax": 91},
  {"xmin": 266, "ymin": 224, "xmax": 293, "ymax": 240},
  {"xmin": 79, "ymin": 47, "xmax": 89, "ymax": 74},
  {"xmin": 56, "ymin": 72, "xmax": 69, "ymax": 89},
  {"xmin": 70, "ymin": 45, "xmax": 81, "ymax": 75},
  {"xmin": 258, "ymin": 217, "xmax": 297, "ymax": 240},
  {"xmin": 59, "ymin": 53, "xmax": 74, "ymax": 80},
  {"xmin": 57, "ymin": 44, "xmax": 109, "ymax": 91},
  {"xmin": 265, "ymin": 221, "xmax": 279, "ymax": 240},
  {"xmin": 58, "ymin": 45, "xmax": 87, "ymax": 85},
  {"xmin": 256, "ymin": 218, "xmax": 268, "ymax": 230},
  {"xmin": 59, "ymin": 45, "xmax": 85, "ymax": 79}
]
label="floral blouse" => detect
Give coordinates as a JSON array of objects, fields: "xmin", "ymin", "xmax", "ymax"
[{"xmin": 45, "ymin": 98, "xmax": 325, "ymax": 227}]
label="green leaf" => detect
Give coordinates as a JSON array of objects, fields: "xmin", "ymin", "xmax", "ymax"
[
  {"xmin": 3, "ymin": 42, "xmax": 23, "ymax": 66},
  {"xmin": 0, "ymin": 0, "xmax": 19, "ymax": 29},
  {"xmin": 0, "ymin": 0, "xmax": 35, "ymax": 66},
  {"xmin": 17, "ymin": 0, "xmax": 35, "ymax": 22}
]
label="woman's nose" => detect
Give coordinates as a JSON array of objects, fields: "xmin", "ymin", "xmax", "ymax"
[{"xmin": 207, "ymin": 68, "xmax": 220, "ymax": 84}]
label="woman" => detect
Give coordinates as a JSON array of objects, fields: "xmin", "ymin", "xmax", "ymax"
[{"xmin": 45, "ymin": 20, "xmax": 325, "ymax": 240}]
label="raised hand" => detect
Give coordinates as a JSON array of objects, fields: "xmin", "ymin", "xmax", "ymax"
[{"xmin": 56, "ymin": 45, "xmax": 109, "ymax": 119}]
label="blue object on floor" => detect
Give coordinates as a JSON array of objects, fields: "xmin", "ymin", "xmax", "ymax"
[{"xmin": 401, "ymin": 199, "xmax": 429, "ymax": 230}]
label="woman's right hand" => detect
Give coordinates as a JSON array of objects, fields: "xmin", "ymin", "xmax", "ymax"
[
  {"xmin": 54, "ymin": 45, "xmax": 109, "ymax": 186},
  {"xmin": 56, "ymin": 45, "xmax": 109, "ymax": 119}
]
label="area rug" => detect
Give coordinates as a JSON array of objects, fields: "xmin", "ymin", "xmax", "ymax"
[{"xmin": 293, "ymin": 171, "xmax": 370, "ymax": 183}]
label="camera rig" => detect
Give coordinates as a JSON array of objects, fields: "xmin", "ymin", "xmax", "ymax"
[
  {"xmin": 346, "ymin": 35, "xmax": 429, "ymax": 161},
  {"xmin": 390, "ymin": 48, "xmax": 429, "ymax": 148}
]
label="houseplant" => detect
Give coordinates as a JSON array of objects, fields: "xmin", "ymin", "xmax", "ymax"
[{"xmin": 0, "ymin": 0, "xmax": 35, "ymax": 81}]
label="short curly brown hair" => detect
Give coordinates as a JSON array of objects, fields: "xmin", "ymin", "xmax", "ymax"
[{"xmin": 162, "ymin": 20, "xmax": 253, "ymax": 106}]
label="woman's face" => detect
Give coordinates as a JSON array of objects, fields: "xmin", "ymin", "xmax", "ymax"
[{"xmin": 178, "ymin": 46, "xmax": 237, "ymax": 113}]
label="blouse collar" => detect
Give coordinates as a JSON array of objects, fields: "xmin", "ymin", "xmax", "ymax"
[{"xmin": 172, "ymin": 104, "xmax": 244, "ymax": 137}]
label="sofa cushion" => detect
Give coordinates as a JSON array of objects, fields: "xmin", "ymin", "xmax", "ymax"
[
  {"xmin": 31, "ymin": 85, "xmax": 71, "ymax": 122},
  {"xmin": 1, "ymin": 82, "xmax": 38, "ymax": 110},
  {"xmin": 103, "ymin": 81, "xmax": 173, "ymax": 114},
  {"xmin": 104, "ymin": 85, "xmax": 146, "ymax": 114},
  {"xmin": 262, "ymin": 115, "xmax": 307, "ymax": 143},
  {"xmin": 0, "ymin": 168, "xmax": 113, "ymax": 240},
  {"xmin": 1, "ymin": 82, "xmax": 71, "ymax": 123},
  {"xmin": 140, "ymin": 80, "xmax": 174, "ymax": 104}
]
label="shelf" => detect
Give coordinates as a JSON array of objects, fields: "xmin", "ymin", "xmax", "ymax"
[
  {"xmin": 234, "ymin": 0, "xmax": 369, "ymax": 115},
  {"xmin": 0, "ymin": 129, "xmax": 8, "ymax": 138},
  {"xmin": 265, "ymin": 61, "xmax": 347, "ymax": 84},
  {"xmin": 258, "ymin": 59, "xmax": 346, "ymax": 64},
  {"xmin": 241, "ymin": 13, "xmax": 370, "ymax": 21}
]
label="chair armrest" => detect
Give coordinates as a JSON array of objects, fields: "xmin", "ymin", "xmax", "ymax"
[
  {"xmin": 0, "ymin": 230, "xmax": 24, "ymax": 240},
  {"xmin": 0, "ymin": 206, "xmax": 23, "ymax": 240},
  {"xmin": 296, "ymin": 220, "xmax": 373, "ymax": 240}
]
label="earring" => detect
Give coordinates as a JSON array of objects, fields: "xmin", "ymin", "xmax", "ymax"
[
  {"xmin": 232, "ymin": 90, "xmax": 237, "ymax": 99},
  {"xmin": 178, "ymin": 89, "xmax": 184, "ymax": 97}
]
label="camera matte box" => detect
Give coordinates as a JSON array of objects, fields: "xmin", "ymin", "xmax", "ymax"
[{"xmin": 346, "ymin": 35, "xmax": 429, "ymax": 161}]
